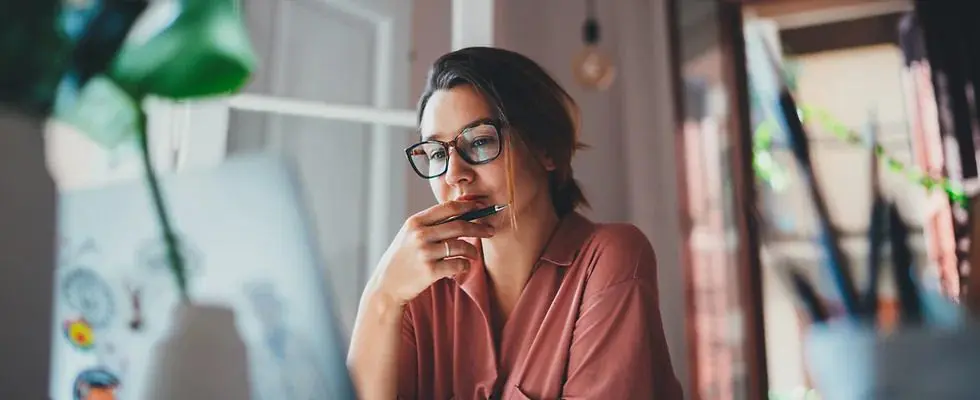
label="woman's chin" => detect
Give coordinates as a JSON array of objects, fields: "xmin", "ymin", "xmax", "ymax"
[{"xmin": 485, "ymin": 211, "xmax": 512, "ymax": 232}]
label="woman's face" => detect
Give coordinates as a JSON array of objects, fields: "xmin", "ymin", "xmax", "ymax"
[{"xmin": 418, "ymin": 85, "xmax": 555, "ymax": 230}]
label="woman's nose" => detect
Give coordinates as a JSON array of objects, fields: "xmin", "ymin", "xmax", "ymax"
[{"xmin": 444, "ymin": 148, "xmax": 474, "ymax": 185}]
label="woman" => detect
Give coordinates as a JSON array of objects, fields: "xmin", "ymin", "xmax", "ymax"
[{"xmin": 348, "ymin": 47, "xmax": 682, "ymax": 400}]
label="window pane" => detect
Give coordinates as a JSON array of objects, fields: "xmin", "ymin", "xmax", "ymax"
[
  {"xmin": 227, "ymin": 109, "xmax": 416, "ymax": 337},
  {"xmin": 674, "ymin": 0, "xmax": 751, "ymax": 398}
]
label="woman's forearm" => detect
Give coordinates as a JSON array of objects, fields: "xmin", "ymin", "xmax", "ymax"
[{"xmin": 347, "ymin": 289, "xmax": 405, "ymax": 400}]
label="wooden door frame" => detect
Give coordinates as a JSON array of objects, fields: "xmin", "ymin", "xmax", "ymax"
[
  {"xmin": 667, "ymin": 1, "xmax": 769, "ymax": 398},
  {"xmin": 718, "ymin": 3, "xmax": 770, "ymax": 399}
]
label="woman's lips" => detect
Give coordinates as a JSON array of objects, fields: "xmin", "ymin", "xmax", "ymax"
[{"xmin": 456, "ymin": 194, "xmax": 489, "ymax": 208}]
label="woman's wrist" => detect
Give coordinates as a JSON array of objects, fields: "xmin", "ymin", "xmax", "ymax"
[{"xmin": 364, "ymin": 288, "xmax": 405, "ymax": 324}]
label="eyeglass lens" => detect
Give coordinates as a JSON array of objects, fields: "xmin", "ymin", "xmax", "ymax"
[{"xmin": 407, "ymin": 124, "xmax": 501, "ymax": 178}]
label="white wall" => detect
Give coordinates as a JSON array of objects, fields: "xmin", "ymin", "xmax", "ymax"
[
  {"xmin": 493, "ymin": 0, "xmax": 690, "ymax": 394},
  {"xmin": 406, "ymin": 0, "xmax": 451, "ymax": 214},
  {"xmin": 496, "ymin": 0, "xmax": 630, "ymax": 224}
]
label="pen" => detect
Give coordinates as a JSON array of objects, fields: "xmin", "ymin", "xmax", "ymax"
[
  {"xmin": 864, "ymin": 195, "xmax": 886, "ymax": 321},
  {"xmin": 888, "ymin": 203, "xmax": 921, "ymax": 326},
  {"xmin": 760, "ymin": 33, "xmax": 860, "ymax": 317},
  {"xmin": 864, "ymin": 115, "xmax": 885, "ymax": 321},
  {"xmin": 437, "ymin": 204, "xmax": 509, "ymax": 225},
  {"xmin": 787, "ymin": 266, "xmax": 828, "ymax": 323},
  {"xmin": 778, "ymin": 89, "xmax": 861, "ymax": 317}
]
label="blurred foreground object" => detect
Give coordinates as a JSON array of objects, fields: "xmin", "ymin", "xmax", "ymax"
[
  {"xmin": 805, "ymin": 305, "xmax": 980, "ymax": 400},
  {"xmin": 746, "ymin": 18, "xmax": 980, "ymax": 397},
  {"xmin": 0, "ymin": 0, "xmax": 256, "ymax": 397},
  {"xmin": 0, "ymin": 108, "xmax": 57, "ymax": 398},
  {"xmin": 57, "ymin": 0, "xmax": 257, "ymax": 149},
  {"xmin": 912, "ymin": 0, "xmax": 980, "ymax": 294},
  {"xmin": 54, "ymin": 0, "xmax": 258, "ymax": 301},
  {"xmin": 142, "ymin": 305, "xmax": 251, "ymax": 400},
  {"xmin": 966, "ymin": 198, "xmax": 980, "ymax": 314},
  {"xmin": 0, "ymin": 0, "xmax": 256, "ymax": 396},
  {"xmin": 51, "ymin": 155, "xmax": 357, "ymax": 399},
  {"xmin": 58, "ymin": 1, "xmax": 259, "ymax": 399},
  {"xmin": 0, "ymin": 1, "xmax": 68, "ymax": 116},
  {"xmin": 0, "ymin": 0, "xmax": 64, "ymax": 396},
  {"xmin": 109, "ymin": 0, "xmax": 256, "ymax": 99}
]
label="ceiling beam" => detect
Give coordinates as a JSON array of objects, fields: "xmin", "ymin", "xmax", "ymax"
[{"xmin": 745, "ymin": 0, "xmax": 912, "ymax": 30}]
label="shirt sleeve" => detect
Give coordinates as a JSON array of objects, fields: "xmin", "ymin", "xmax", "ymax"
[
  {"xmin": 561, "ymin": 226, "xmax": 683, "ymax": 399},
  {"xmin": 397, "ymin": 305, "xmax": 419, "ymax": 400}
]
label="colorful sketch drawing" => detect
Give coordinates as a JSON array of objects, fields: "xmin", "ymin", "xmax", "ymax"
[
  {"xmin": 73, "ymin": 368, "xmax": 120, "ymax": 400},
  {"xmin": 247, "ymin": 282, "xmax": 288, "ymax": 358},
  {"xmin": 61, "ymin": 268, "xmax": 115, "ymax": 329},
  {"xmin": 245, "ymin": 282, "xmax": 329, "ymax": 400},
  {"xmin": 64, "ymin": 318, "xmax": 95, "ymax": 350},
  {"xmin": 137, "ymin": 234, "xmax": 203, "ymax": 276},
  {"xmin": 59, "ymin": 237, "xmax": 100, "ymax": 268},
  {"xmin": 94, "ymin": 340, "xmax": 131, "ymax": 385},
  {"xmin": 128, "ymin": 286, "xmax": 144, "ymax": 331}
]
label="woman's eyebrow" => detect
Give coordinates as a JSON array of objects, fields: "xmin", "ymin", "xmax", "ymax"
[{"xmin": 421, "ymin": 117, "xmax": 496, "ymax": 141}]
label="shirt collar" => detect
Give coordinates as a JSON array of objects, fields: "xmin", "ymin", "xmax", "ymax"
[
  {"xmin": 539, "ymin": 211, "xmax": 595, "ymax": 267},
  {"xmin": 455, "ymin": 211, "xmax": 595, "ymax": 291},
  {"xmin": 455, "ymin": 211, "xmax": 595, "ymax": 320}
]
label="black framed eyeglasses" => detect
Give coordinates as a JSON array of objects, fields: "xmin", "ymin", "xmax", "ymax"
[{"xmin": 405, "ymin": 119, "xmax": 503, "ymax": 179}]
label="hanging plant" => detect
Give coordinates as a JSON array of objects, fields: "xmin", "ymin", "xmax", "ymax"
[
  {"xmin": 0, "ymin": 1, "xmax": 70, "ymax": 115},
  {"xmin": 54, "ymin": 0, "xmax": 258, "ymax": 301},
  {"xmin": 752, "ymin": 104, "xmax": 967, "ymax": 208}
]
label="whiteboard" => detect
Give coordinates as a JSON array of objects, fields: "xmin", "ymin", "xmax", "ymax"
[{"xmin": 50, "ymin": 154, "xmax": 355, "ymax": 400}]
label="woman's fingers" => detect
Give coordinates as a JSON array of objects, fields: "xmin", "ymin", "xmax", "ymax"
[
  {"xmin": 410, "ymin": 200, "xmax": 483, "ymax": 226},
  {"xmin": 421, "ymin": 239, "xmax": 479, "ymax": 262},
  {"xmin": 418, "ymin": 219, "xmax": 494, "ymax": 243},
  {"xmin": 430, "ymin": 258, "xmax": 470, "ymax": 280},
  {"xmin": 369, "ymin": 202, "xmax": 489, "ymax": 306}
]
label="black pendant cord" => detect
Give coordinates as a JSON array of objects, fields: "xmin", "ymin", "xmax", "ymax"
[
  {"xmin": 583, "ymin": 0, "xmax": 600, "ymax": 44},
  {"xmin": 137, "ymin": 109, "xmax": 190, "ymax": 303}
]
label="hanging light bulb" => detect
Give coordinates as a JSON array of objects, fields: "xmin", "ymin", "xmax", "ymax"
[{"xmin": 573, "ymin": 0, "xmax": 616, "ymax": 91}]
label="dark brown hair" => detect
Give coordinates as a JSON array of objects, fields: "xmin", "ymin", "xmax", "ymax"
[{"xmin": 417, "ymin": 47, "xmax": 590, "ymax": 218}]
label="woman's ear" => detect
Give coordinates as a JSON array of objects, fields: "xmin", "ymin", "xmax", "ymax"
[{"xmin": 537, "ymin": 152, "xmax": 557, "ymax": 171}]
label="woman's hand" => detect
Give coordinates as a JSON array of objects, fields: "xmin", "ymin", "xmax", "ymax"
[
  {"xmin": 349, "ymin": 200, "xmax": 492, "ymax": 400},
  {"xmin": 367, "ymin": 200, "xmax": 495, "ymax": 306}
]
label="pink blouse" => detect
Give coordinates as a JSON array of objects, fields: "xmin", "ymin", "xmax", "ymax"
[{"xmin": 398, "ymin": 212, "xmax": 683, "ymax": 399}]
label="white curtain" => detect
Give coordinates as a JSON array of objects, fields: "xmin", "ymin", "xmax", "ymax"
[{"xmin": 612, "ymin": 0, "xmax": 689, "ymax": 396}]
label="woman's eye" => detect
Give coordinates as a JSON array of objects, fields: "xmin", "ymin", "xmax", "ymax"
[
  {"xmin": 472, "ymin": 137, "xmax": 496, "ymax": 147},
  {"xmin": 428, "ymin": 149, "xmax": 447, "ymax": 160}
]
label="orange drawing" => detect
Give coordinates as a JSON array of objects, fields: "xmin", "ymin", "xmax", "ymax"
[{"xmin": 64, "ymin": 318, "xmax": 95, "ymax": 350}]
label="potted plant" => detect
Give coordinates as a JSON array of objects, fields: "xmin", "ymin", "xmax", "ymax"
[
  {"xmin": 81, "ymin": 1, "xmax": 258, "ymax": 398},
  {"xmin": 7, "ymin": 0, "xmax": 258, "ymax": 398}
]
